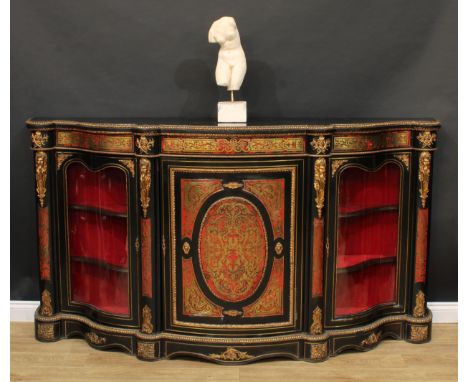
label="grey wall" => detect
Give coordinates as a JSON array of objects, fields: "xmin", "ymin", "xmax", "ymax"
[{"xmin": 11, "ymin": 0, "xmax": 457, "ymax": 301}]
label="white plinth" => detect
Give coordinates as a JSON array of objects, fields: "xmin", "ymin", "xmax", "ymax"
[{"xmin": 217, "ymin": 101, "xmax": 247, "ymax": 124}]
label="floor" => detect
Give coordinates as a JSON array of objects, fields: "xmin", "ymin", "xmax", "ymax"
[{"xmin": 11, "ymin": 323, "xmax": 457, "ymax": 382}]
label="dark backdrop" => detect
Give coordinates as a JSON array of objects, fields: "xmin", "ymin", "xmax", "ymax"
[{"xmin": 11, "ymin": 0, "xmax": 457, "ymax": 301}]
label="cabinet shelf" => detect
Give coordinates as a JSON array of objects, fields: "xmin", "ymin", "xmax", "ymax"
[
  {"xmin": 71, "ymin": 256, "xmax": 129, "ymax": 273},
  {"xmin": 338, "ymin": 205, "xmax": 398, "ymax": 219},
  {"xmin": 69, "ymin": 204, "xmax": 128, "ymax": 218},
  {"xmin": 337, "ymin": 254, "xmax": 396, "ymax": 273}
]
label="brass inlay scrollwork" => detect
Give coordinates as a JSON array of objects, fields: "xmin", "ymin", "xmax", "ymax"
[
  {"xmin": 417, "ymin": 131, "xmax": 437, "ymax": 148},
  {"xmin": 118, "ymin": 159, "xmax": 135, "ymax": 177},
  {"xmin": 410, "ymin": 325, "xmax": 428, "ymax": 341},
  {"xmin": 413, "ymin": 290, "xmax": 426, "ymax": 318},
  {"xmin": 139, "ymin": 159, "xmax": 151, "ymax": 218},
  {"xmin": 311, "ymin": 342, "xmax": 327, "ymax": 360},
  {"xmin": 361, "ymin": 331, "xmax": 382, "ymax": 346},
  {"xmin": 418, "ymin": 152, "xmax": 431, "ymax": 208},
  {"xmin": 209, "ymin": 347, "xmax": 254, "ymax": 361},
  {"xmin": 37, "ymin": 323, "xmax": 54, "ymax": 340},
  {"xmin": 274, "ymin": 242, "xmax": 283, "ymax": 255},
  {"xmin": 182, "ymin": 241, "xmax": 190, "ymax": 255},
  {"xmin": 222, "ymin": 181, "xmax": 243, "ymax": 189},
  {"xmin": 136, "ymin": 136, "xmax": 155, "ymax": 154},
  {"xmin": 56, "ymin": 153, "xmax": 73, "ymax": 170},
  {"xmin": 141, "ymin": 305, "xmax": 153, "ymax": 334},
  {"xmin": 35, "ymin": 152, "xmax": 47, "ymax": 207},
  {"xmin": 311, "ymin": 136, "xmax": 330, "ymax": 154},
  {"xmin": 314, "ymin": 158, "xmax": 326, "ymax": 219},
  {"xmin": 310, "ymin": 306, "xmax": 323, "ymax": 334},
  {"xmin": 85, "ymin": 332, "xmax": 107, "ymax": 345},
  {"xmin": 40, "ymin": 289, "xmax": 52, "ymax": 316},
  {"xmin": 394, "ymin": 154, "xmax": 410, "ymax": 170},
  {"xmin": 31, "ymin": 131, "xmax": 48, "ymax": 148},
  {"xmin": 331, "ymin": 159, "xmax": 348, "ymax": 177},
  {"xmin": 137, "ymin": 342, "xmax": 155, "ymax": 359}
]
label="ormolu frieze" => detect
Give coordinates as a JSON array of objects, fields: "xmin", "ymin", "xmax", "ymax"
[
  {"xmin": 418, "ymin": 152, "xmax": 431, "ymax": 208},
  {"xmin": 141, "ymin": 305, "xmax": 154, "ymax": 334},
  {"xmin": 314, "ymin": 158, "xmax": 326, "ymax": 219},
  {"xmin": 209, "ymin": 347, "xmax": 254, "ymax": 361},
  {"xmin": 417, "ymin": 131, "xmax": 437, "ymax": 148},
  {"xmin": 56, "ymin": 131, "xmax": 133, "ymax": 153},
  {"xmin": 136, "ymin": 136, "xmax": 155, "ymax": 154},
  {"xmin": 310, "ymin": 136, "xmax": 330, "ymax": 154},
  {"xmin": 162, "ymin": 137, "xmax": 305, "ymax": 154},
  {"xmin": 139, "ymin": 159, "xmax": 151, "ymax": 218},
  {"xmin": 31, "ymin": 131, "xmax": 48, "ymax": 148},
  {"xmin": 333, "ymin": 131, "xmax": 410, "ymax": 152},
  {"xmin": 35, "ymin": 151, "xmax": 47, "ymax": 207},
  {"xmin": 413, "ymin": 290, "xmax": 426, "ymax": 318}
]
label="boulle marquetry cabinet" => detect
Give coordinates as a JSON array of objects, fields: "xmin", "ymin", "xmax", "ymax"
[{"xmin": 28, "ymin": 118, "xmax": 439, "ymax": 364}]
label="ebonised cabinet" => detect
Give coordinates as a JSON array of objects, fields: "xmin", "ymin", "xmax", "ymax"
[{"xmin": 28, "ymin": 118, "xmax": 439, "ymax": 363}]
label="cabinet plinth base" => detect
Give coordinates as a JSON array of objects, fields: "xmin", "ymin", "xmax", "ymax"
[{"xmin": 35, "ymin": 310, "xmax": 432, "ymax": 364}]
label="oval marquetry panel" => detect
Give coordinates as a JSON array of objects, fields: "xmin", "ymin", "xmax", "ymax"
[{"xmin": 198, "ymin": 197, "xmax": 268, "ymax": 302}]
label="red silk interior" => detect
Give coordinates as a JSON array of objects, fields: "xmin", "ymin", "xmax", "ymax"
[
  {"xmin": 335, "ymin": 262, "xmax": 396, "ymax": 316},
  {"xmin": 67, "ymin": 163, "xmax": 127, "ymax": 214},
  {"xmin": 335, "ymin": 163, "xmax": 400, "ymax": 317},
  {"xmin": 71, "ymin": 262, "xmax": 129, "ymax": 315},
  {"xmin": 338, "ymin": 164, "xmax": 400, "ymax": 214},
  {"xmin": 67, "ymin": 162, "xmax": 129, "ymax": 316}
]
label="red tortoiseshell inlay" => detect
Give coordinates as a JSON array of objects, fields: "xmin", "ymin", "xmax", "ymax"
[
  {"xmin": 199, "ymin": 197, "xmax": 268, "ymax": 302},
  {"xmin": 415, "ymin": 208, "xmax": 429, "ymax": 283},
  {"xmin": 180, "ymin": 179, "xmax": 223, "ymax": 239},
  {"xmin": 38, "ymin": 206, "xmax": 50, "ymax": 280},
  {"xmin": 244, "ymin": 258, "xmax": 284, "ymax": 317},
  {"xmin": 312, "ymin": 218, "xmax": 324, "ymax": 297},
  {"xmin": 244, "ymin": 179, "xmax": 285, "ymax": 239},
  {"xmin": 141, "ymin": 218, "xmax": 152, "ymax": 298},
  {"xmin": 182, "ymin": 258, "xmax": 223, "ymax": 317}
]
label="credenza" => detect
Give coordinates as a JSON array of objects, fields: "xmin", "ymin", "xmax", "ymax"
[{"xmin": 28, "ymin": 118, "xmax": 439, "ymax": 363}]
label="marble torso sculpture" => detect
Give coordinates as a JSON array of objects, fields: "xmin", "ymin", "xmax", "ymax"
[{"xmin": 208, "ymin": 17, "xmax": 247, "ymax": 92}]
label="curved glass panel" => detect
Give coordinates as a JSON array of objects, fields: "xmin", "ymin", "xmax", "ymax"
[
  {"xmin": 66, "ymin": 162, "xmax": 129, "ymax": 316},
  {"xmin": 335, "ymin": 163, "xmax": 401, "ymax": 317}
]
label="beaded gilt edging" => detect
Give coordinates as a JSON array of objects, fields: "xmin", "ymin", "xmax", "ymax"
[
  {"xmin": 35, "ymin": 310, "xmax": 432, "ymax": 344},
  {"xmin": 26, "ymin": 118, "xmax": 440, "ymax": 132}
]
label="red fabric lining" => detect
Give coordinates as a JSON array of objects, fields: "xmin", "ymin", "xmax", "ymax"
[
  {"xmin": 337, "ymin": 210, "xmax": 399, "ymax": 266},
  {"xmin": 335, "ymin": 263, "xmax": 396, "ymax": 316},
  {"xmin": 339, "ymin": 164, "xmax": 400, "ymax": 214},
  {"xmin": 71, "ymin": 262, "xmax": 129, "ymax": 315},
  {"xmin": 67, "ymin": 163, "xmax": 127, "ymax": 214},
  {"xmin": 68, "ymin": 210, "xmax": 128, "ymax": 268}
]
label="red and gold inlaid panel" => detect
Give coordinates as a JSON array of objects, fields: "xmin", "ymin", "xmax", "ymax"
[
  {"xmin": 181, "ymin": 179, "xmax": 223, "ymax": 239},
  {"xmin": 169, "ymin": 165, "xmax": 298, "ymax": 330},
  {"xmin": 57, "ymin": 131, "xmax": 133, "ymax": 153},
  {"xmin": 244, "ymin": 179, "xmax": 285, "ymax": 239},
  {"xmin": 199, "ymin": 197, "xmax": 268, "ymax": 302},
  {"xmin": 333, "ymin": 131, "xmax": 410, "ymax": 152},
  {"xmin": 162, "ymin": 136, "xmax": 305, "ymax": 154},
  {"xmin": 141, "ymin": 218, "xmax": 152, "ymax": 298},
  {"xmin": 244, "ymin": 258, "xmax": 284, "ymax": 317},
  {"xmin": 38, "ymin": 206, "xmax": 50, "ymax": 280},
  {"xmin": 182, "ymin": 258, "xmax": 223, "ymax": 317},
  {"xmin": 415, "ymin": 208, "xmax": 429, "ymax": 283}
]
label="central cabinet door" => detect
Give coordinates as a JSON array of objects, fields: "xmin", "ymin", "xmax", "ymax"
[{"xmin": 162, "ymin": 159, "xmax": 303, "ymax": 334}]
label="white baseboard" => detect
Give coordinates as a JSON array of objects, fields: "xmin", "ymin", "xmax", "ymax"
[{"xmin": 10, "ymin": 300, "xmax": 458, "ymax": 323}]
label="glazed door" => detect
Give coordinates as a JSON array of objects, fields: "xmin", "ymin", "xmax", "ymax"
[
  {"xmin": 56, "ymin": 152, "xmax": 139, "ymax": 327},
  {"xmin": 162, "ymin": 159, "xmax": 304, "ymax": 335},
  {"xmin": 325, "ymin": 154, "xmax": 411, "ymax": 328}
]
